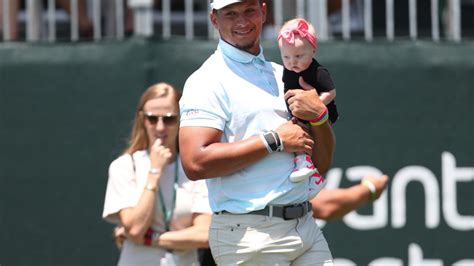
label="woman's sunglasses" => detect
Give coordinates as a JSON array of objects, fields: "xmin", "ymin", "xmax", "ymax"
[{"xmin": 142, "ymin": 112, "xmax": 178, "ymax": 126}]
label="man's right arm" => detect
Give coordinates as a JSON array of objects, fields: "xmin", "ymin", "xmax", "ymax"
[
  {"xmin": 179, "ymin": 127, "xmax": 268, "ymax": 180},
  {"xmin": 179, "ymin": 121, "xmax": 315, "ymax": 181}
]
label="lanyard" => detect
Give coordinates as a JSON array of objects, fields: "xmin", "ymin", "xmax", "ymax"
[{"xmin": 147, "ymin": 152, "xmax": 179, "ymax": 232}]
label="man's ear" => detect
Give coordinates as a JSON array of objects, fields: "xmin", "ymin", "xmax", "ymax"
[
  {"xmin": 210, "ymin": 10, "xmax": 219, "ymax": 30},
  {"xmin": 261, "ymin": 2, "xmax": 267, "ymax": 24}
]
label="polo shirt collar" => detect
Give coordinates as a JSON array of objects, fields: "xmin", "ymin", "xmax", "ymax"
[{"xmin": 218, "ymin": 39, "xmax": 266, "ymax": 64}]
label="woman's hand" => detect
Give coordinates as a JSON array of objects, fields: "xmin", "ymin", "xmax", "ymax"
[
  {"xmin": 149, "ymin": 139, "xmax": 172, "ymax": 183},
  {"xmin": 113, "ymin": 226, "xmax": 126, "ymax": 249}
]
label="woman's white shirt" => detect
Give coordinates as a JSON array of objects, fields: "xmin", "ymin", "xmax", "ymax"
[{"xmin": 102, "ymin": 150, "xmax": 210, "ymax": 266}]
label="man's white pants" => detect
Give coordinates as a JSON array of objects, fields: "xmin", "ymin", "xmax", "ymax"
[{"xmin": 209, "ymin": 211, "xmax": 334, "ymax": 266}]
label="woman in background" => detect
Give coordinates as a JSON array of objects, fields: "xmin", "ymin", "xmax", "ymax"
[{"xmin": 103, "ymin": 82, "xmax": 211, "ymax": 265}]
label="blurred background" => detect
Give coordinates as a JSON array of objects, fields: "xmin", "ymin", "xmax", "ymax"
[{"xmin": 0, "ymin": 0, "xmax": 473, "ymax": 265}]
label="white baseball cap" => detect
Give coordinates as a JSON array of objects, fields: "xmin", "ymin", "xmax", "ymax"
[{"xmin": 210, "ymin": 0, "xmax": 243, "ymax": 10}]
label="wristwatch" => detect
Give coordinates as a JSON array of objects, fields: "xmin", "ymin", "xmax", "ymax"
[
  {"xmin": 144, "ymin": 183, "xmax": 157, "ymax": 192},
  {"xmin": 149, "ymin": 168, "xmax": 161, "ymax": 175}
]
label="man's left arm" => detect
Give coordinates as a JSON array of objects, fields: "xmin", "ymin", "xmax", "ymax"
[
  {"xmin": 284, "ymin": 77, "xmax": 336, "ymax": 175},
  {"xmin": 309, "ymin": 121, "xmax": 335, "ymax": 175}
]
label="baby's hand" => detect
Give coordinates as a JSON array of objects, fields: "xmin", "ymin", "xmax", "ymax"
[{"xmin": 319, "ymin": 90, "xmax": 336, "ymax": 105}]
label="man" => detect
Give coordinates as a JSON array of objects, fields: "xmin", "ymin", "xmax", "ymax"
[{"xmin": 179, "ymin": 0, "xmax": 336, "ymax": 265}]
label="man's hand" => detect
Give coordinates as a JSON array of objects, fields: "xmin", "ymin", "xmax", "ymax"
[
  {"xmin": 284, "ymin": 77, "xmax": 326, "ymax": 121},
  {"xmin": 362, "ymin": 175, "xmax": 389, "ymax": 200},
  {"xmin": 275, "ymin": 120, "xmax": 314, "ymax": 154}
]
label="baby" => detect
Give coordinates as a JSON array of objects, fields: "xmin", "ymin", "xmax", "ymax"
[{"xmin": 278, "ymin": 18, "xmax": 339, "ymax": 199}]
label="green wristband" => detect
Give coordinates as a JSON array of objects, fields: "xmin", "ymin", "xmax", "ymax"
[{"xmin": 362, "ymin": 179, "xmax": 377, "ymax": 201}]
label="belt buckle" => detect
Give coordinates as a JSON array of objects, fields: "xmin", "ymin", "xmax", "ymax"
[{"xmin": 282, "ymin": 203, "xmax": 305, "ymax": 220}]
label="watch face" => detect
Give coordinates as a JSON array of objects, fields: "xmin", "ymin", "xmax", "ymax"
[
  {"xmin": 146, "ymin": 183, "xmax": 157, "ymax": 192},
  {"xmin": 149, "ymin": 168, "xmax": 161, "ymax": 175}
]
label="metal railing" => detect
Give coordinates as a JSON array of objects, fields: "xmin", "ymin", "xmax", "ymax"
[
  {"xmin": 270, "ymin": 0, "xmax": 462, "ymax": 42},
  {"xmin": 0, "ymin": 0, "xmax": 467, "ymax": 43}
]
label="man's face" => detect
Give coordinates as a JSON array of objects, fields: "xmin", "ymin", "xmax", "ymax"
[{"xmin": 211, "ymin": 0, "xmax": 267, "ymax": 55}]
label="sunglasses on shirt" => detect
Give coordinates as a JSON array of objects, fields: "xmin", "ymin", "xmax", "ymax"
[{"xmin": 142, "ymin": 112, "xmax": 178, "ymax": 126}]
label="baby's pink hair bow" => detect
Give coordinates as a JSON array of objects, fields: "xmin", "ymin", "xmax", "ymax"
[{"xmin": 278, "ymin": 19, "xmax": 317, "ymax": 49}]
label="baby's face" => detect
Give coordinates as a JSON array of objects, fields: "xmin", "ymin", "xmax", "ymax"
[{"xmin": 279, "ymin": 37, "xmax": 315, "ymax": 73}]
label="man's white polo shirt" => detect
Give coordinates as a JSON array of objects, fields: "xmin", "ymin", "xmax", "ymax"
[{"xmin": 180, "ymin": 39, "xmax": 310, "ymax": 213}]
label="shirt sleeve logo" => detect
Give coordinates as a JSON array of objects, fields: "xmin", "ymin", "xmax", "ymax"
[{"xmin": 183, "ymin": 109, "xmax": 200, "ymax": 119}]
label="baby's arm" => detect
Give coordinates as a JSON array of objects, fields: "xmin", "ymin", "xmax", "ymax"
[{"xmin": 319, "ymin": 89, "xmax": 336, "ymax": 105}]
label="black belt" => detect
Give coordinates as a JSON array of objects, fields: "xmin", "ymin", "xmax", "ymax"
[{"xmin": 215, "ymin": 201, "xmax": 312, "ymax": 220}]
